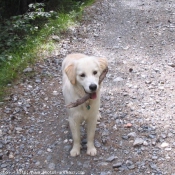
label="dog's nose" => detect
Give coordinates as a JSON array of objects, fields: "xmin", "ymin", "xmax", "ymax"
[{"xmin": 89, "ymin": 84, "xmax": 97, "ymax": 91}]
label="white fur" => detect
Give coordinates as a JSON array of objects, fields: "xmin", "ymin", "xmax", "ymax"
[{"xmin": 62, "ymin": 53, "xmax": 107, "ymax": 157}]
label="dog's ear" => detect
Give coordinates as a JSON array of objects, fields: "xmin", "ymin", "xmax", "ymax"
[
  {"xmin": 65, "ymin": 64, "xmax": 76, "ymax": 85},
  {"xmin": 98, "ymin": 57, "xmax": 108, "ymax": 72}
]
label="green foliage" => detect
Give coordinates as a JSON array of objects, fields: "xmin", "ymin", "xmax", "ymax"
[
  {"xmin": 0, "ymin": 0, "xmax": 94, "ymax": 100},
  {"xmin": 0, "ymin": 3, "xmax": 58, "ymax": 67}
]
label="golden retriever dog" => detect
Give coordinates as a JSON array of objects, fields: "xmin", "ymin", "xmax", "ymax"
[{"xmin": 62, "ymin": 53, "xmax": 108, "ymax": 157}]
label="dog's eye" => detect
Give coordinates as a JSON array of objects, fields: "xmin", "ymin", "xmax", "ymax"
[
  {"xmin": 93, "ymin": 71, "xmax": 97, "ymax": 75},
  {"xmin": 80, "ymin": 73, "xmax": 85, "ymax": 77}
]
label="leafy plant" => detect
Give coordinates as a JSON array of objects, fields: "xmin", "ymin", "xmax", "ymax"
[{"xmin": 0, "ymin": 0, "xmax": 94, "ymax": 100}]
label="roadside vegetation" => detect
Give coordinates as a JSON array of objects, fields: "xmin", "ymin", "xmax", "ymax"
[{"xmin": 0, "ymin": 0, "xmax": 94, "ymax": 100}]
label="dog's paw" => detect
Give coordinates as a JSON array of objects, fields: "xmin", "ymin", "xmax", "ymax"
[
  {"xmin": 87, "ymin": 146, "xmax": 97, "ymax": 156},
  {"xmin": 70, "ymin": 147, "xmax": 80, "ymax": 157}
]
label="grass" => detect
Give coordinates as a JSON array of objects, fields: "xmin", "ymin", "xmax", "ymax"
[{"xmin": 0, "ymin": 0, "xmax": 94, "ymax": 100}]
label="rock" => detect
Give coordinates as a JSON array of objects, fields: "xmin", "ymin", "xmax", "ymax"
[
  {"xmin": 23, "ymin": 67, "xmax": 33, "ymax": 73},
  {"xmin": 48, "ymin": 163, "xmax": 55, "ymax": 170},
  {"xmin": 149, "ymin": 163, "xmax": 158, "ymax": 170},
  {"xmin": 95, "ymin": 140, "xmax": 101, "ymax": 148},
  {"xmin": 9, "ymin": 152, "xmax": 14, "ymax": 159},
  {"xmin": 113, "ymin": 162, "xmax": 122, "ymax": 168},
  {"xmin": 168, "ymin": 63, "xmax": 175, "ymax": 67},
  {"xmin": 53, "ymin": 91, "xmax": 59, "ymax": 96},
  {"xmin": 35, "ymin": 78, "xmax": 41, "ymax": 83},
  {"xmin": 0, "ymin": 143, "xmax": 4, "ymax": 149},
  {"xmin": 15, "ymin": 127, "xmax": 23, "ymax": 133},
  {"xmin": 1, "ymin": 163, "xmax": 8, "ymax": 168},
  {"xmin": 46, "ymin": 155, "xmax": 52, "ymax": 162},
  {"xmin": 100, "ymin": 172, "xmax": 108, "ymax": 175},
  {"xmin": 128, "ymin": 132, "xmax": 137, "ymax": 138},
  {"xmin": 47, "ymin": 148, "xmax": 52, "ymax": 152},
  {"xmin": 37, "ymin": 150, "xmax": 43, "ymax": 155},
  {"xmin": 106, "ymin": 155, "xmax": 117, "ymax": 162},
  {"xmin": 126, "ymin": 160, "xmax": 135, "ymax": 170},
  {"xmin": 0, "ymin": 102, "xmax": 4, "ymax": 106},
  {"xmin": 152, "ymin": 155, "xmax": 158, "ymax": 160},
  {"xmin": 161, "ymin": 142, "xmax": 169, "ymax": 148},
  {"xmin": 124, "ymin": 123, "xmax": 132, "ymax": 128},
  {"xmin": 35, "ymin": 161, "xmax": 40, "ymax": 167},
  {"xmin": 52, "ymin": 35, "xmax": 60, "ymax": 41},
  {"xmin": 122, "ymin": 135, "xmax": 129, "ymax": 140},
  {"xmin": 113, "ymin": 77, "xmax": 124, "ymax": 82},
  {"xmin": 83, "ymin": 161, "xmax": 90, "ymax": 168},
  {"xmin": 133, "ymin": 138, "xmax": 144, "ymax": 146},
  {"xmin": 64, "ymin": 145, "xmax": 72, "ymax": 152},
  {"xmin": 143, "ymin": 141, "xmax": 149, "ymax": 146},
  {"xmin": 161, "ymin": 133, "xmax": 167, "ymax": 139}
]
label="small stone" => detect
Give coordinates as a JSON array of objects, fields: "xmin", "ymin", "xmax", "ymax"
[
  {"xmin": 64, "ymin": 145, "xmax": 72, "ymax": 151},
  {"xmin": 128, "ymin": 132, "xmax": 137, "ymax": 138},
  {"xmin": 46, "ymin": 155, "xmax": 52, "ymax": 162},
  {"xmin": 23, "ymin": 67, "xmax": 33, "ymax": 73},
  {"xmin": 152, "ymin": 155, "xmax": 158, "ymax": 160},
  {"xmin": 53, "ymin": 91, "xmax": 59, "ymax": 96},
  {"xmin": 100, "ymin": 172, "xmax": 108, "ymax": 175},
  {"xmin": 47, "ymin": 148, "xmax": 52, "ymax": 152},
  {"xmin": 48, "ymin": 163, "xmax": 55, "ymax": 170},
  {"xmin": 37, "ymin": 150, "xmax": 43, "ymax": 155},
  {"xmin": 161, "ymin": 142, "xmax": 169, "ymax": 148},
  {"xmin": 35, "ymin": 78, "xmax": 41, "ymax": 83},
  {"xmin": 15, "ymin": 127, "xmax": 23, "ymax": 133},
  {"xmin": 126, "ymin": 160, "xmax": 135, "ymax": 170},
  {"xmin": 9, "ymin": 152, "xmax": 14, "ymax": 159},
  {"xmin": 113, "ymin": 77, "xmax": 124, "ymax": 82},
  {"xmin": 124, "ymin": 123, "xmax": 132, "ymax": 128},
  {"xmin": 52, "ymin": 35, "xmax": 60, "ymax": 41},
  {"xmin": 83, "ymin": 161, "xmax": 90, "ymax": 168},
  {"xmin": 0, "ymin": 102, "xmax": 4, "ymax": 106},
  {"xmin": 106, "ymin": 155, "xmax": 117, "ymax": 162},
  {"xmin": 168, "ymin": 63, "xmax": 175, "ymax": 67},
  {"xmin": 161, "ymin": 133, "xmax": 167, "ymax": 139},
  {"xmin": 113, "ymin": 162, "xmax": 122, "ymax": 168},
  {"xmin": 143, "ymin": 141, "xmax": 149, "ymax": 146},
  {"xmin": 35, "ymin": 161, "xmax": 40, "ymax": 167},
  {"xmin": 0, "ymin": 143, "xmax": 4, "ymax": 149},
  {"xmin": 165, "ymin": 147, "xmax": 172, "ymax": 151},
  {"xmin": 133, "ymin": 138, "xmax": 144, "ymax": 146},
  {"xmin": 145, "ymin": 80, "xmax": 152, "ymax": 84},
  {"xmin": 122, "ymin": 135, "xmax": 129, "ymax": 140},
  {"xmin": 148, "ymin": 134, "xmax": 156, "ymax": 139},
  {"xmin": 152, "ymin": 141, "xmax": 156, "ymax": 146},
  {"xmin": 94, "ymin": 33, "xmax": 99, "ymax": 37},
  {"xmin": 149, "ymin": 163, "xmax": 158, "ymax": 170},
  {"xmin": 95, "ymin": 140, "xmax": 101, "ymax": 148},
  {"xmin": 1, "ymin": 163, "xmax": 8, "ymax": 168}
]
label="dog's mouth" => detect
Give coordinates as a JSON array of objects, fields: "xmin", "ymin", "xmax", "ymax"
[
  {"xmin": 89, "ymin": 92, "xmax": 97, "ymax": 99},
  {"xmin": 84, "ymin": 89, "xmax": 97, "ymax": 99}
]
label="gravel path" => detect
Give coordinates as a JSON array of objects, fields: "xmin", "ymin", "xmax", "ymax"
[{"xmin": 1, "ymin": 0, "xmax": 175, "ymax": 174}]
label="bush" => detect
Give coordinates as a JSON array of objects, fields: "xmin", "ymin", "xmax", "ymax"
[{"xmin": 0, "ymin": 3, "xmax": 57, "ymax": 67}]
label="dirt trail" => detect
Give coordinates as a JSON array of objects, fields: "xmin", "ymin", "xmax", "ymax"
[{"xmin": 1, "ymin": 0, "xmax": 175, "ymax": 174}]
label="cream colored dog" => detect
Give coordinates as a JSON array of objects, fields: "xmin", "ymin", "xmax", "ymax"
[{"xmin": 62, "ymin": 53, "xmax": 108, "ymax": 157}]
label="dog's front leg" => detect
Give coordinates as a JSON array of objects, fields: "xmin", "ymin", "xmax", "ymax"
[
  {"xmin": 86, "ymin": 116, "xmax": 97, "ymax": 156},
  {"xmin": 69, "ymin": 116, "xmax": 81, "ymax": 157}
]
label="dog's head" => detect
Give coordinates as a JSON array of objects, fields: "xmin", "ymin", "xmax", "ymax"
[{"xmin": 64, "ymin": 56, "xmax": 108, "ymax": 99}]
